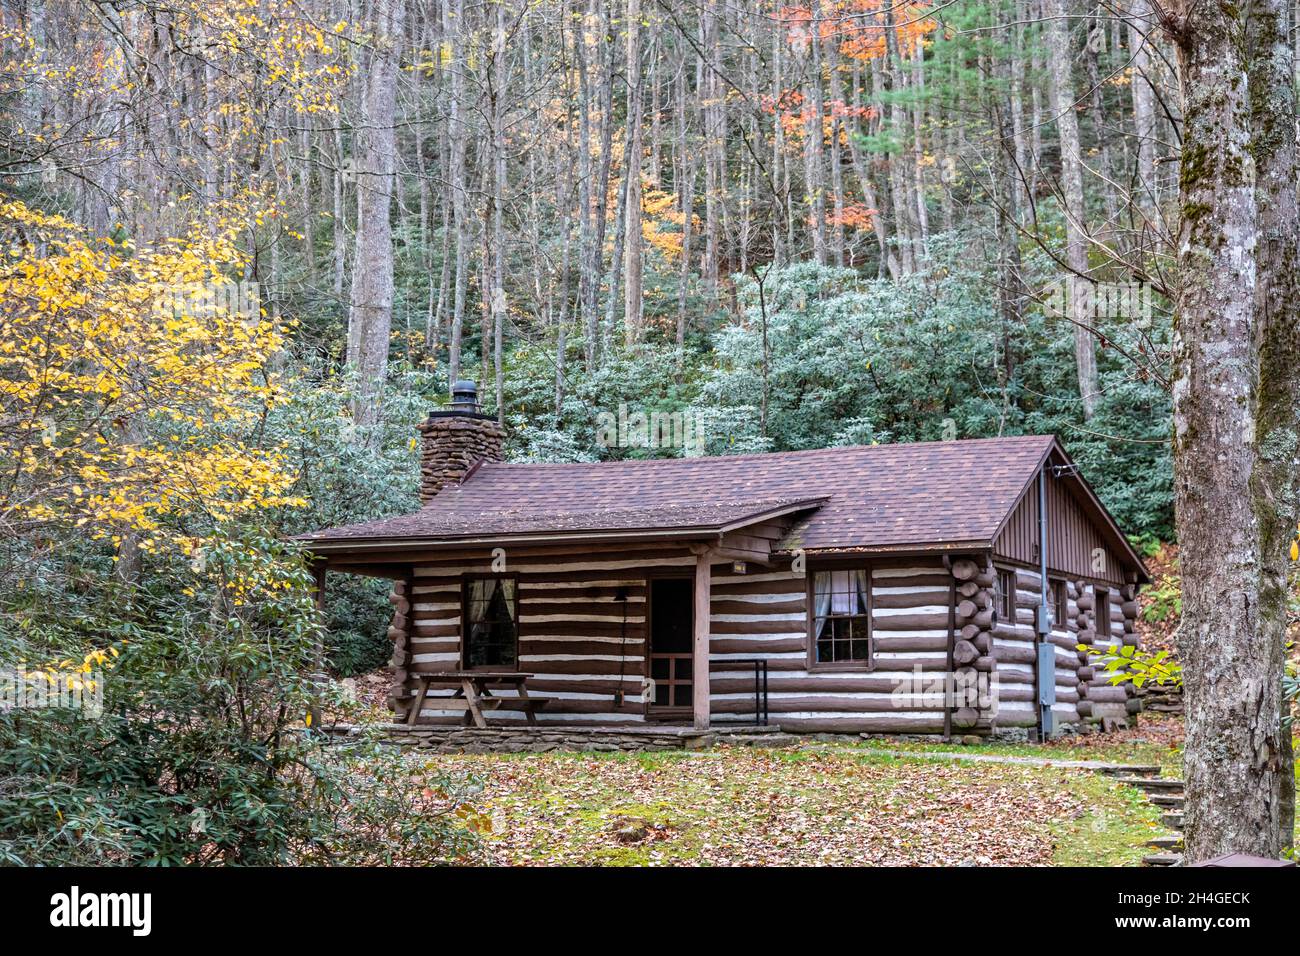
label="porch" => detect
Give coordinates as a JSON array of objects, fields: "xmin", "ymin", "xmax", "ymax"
[{"xmin": 307, "ymin": 500, "xmax": 820, "ymax": 732}]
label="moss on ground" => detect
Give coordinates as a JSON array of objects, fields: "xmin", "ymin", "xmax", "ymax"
[{"xmin": 420, "ymin": 745, "xmax": 1166, "ymax": 866}]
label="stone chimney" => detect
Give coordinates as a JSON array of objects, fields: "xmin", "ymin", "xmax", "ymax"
[{"xmin": 416, "ymin": 380, "xmax": 506, "ymax": 503}]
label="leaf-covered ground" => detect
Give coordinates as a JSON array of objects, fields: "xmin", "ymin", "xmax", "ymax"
[{"xmin": 418, "ymin": 746, "xmax": 1163, "ymax": 866}]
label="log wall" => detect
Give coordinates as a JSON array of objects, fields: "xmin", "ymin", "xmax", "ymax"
[
  {"xmin": 384, "ymin": 549, "xmax": 998, "ymax": 734},
  {"xmin": 706, "ymin": 558, "xmax": 979, "ymax": 733},
  {"xmin": 382, "ymin": 542, "xmax": 1140, "ymax": 733},
  {"xmin": 991, "ymin": 565, "xmax": 1140, "ymax": 730},
  {"xmin": 391, "ymin": 543, "xmax": 687, "ymax": 724}
]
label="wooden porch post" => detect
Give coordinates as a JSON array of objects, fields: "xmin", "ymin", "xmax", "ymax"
[
  {"xmin": 309, "ymin": 561, "xmax": 327, "ymax": 729},
  {"xmin": 693, "ymin": 549, "xmax": 712, "ymax": 730}
]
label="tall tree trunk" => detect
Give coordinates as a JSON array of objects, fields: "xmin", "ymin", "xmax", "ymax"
[
  {"xmin": 623, "ymin": 0, "xmax": 645, "ymax": 343},
  {"xmin": 490, "ymin": 0, "xmax": 508, "ymax": 423},
  {"xmin": 1171, "ymin": 0, "xmax": 1292, "ymax": 862},
  {"xmin": 1128, "ymin": 0, "xmax": 1158, "ymax": 212},
  {"xmin": 1043, "ymin": 0, "xmax": 1098, "ymax": 419},
  {"xmin": 1247, "ymin": 0, "xmax": 1299, "ymax": 856},
  {"xmin": 347, "ymin": 0, "xmax": 405, "ymax": 428},
  {"xmin": 446, "ymin": 0, "xmax": 471, "ymax": 388},
  {"xmin": 803, "ymin": 0, "xmax": 828, "ymax": 264}
]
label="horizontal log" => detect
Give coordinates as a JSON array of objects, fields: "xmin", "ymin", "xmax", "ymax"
[
  {"xmin": 992, "ymin": 642, "xmax": 1037, "ymax": 664},
  {"xmin": 953, "ymin": 640, "xmax": 979, "ymax": 665},
  {"xmin": 951, "ymin": 558, "xmax": 980, "ymax": 581},
  {"xmin": 1084, "ymin": 685, "xmax": 1129, "ymax": 703}
]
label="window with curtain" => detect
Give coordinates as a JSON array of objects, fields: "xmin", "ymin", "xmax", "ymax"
[
  {"xmin": 810, "ymin": 568, "xmax": 871, "ymax": 665},
  {"xmin": 463, "ymin": 576, "xmax": 518, "ymax": 669}
]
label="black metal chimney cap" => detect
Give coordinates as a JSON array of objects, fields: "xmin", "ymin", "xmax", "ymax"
[{"xmin": 427, "ymin": 379, "xmax": 493, "ymax": 420}]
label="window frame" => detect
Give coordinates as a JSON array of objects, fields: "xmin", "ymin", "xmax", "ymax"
[
  {"xmin": 1051, "ymin": 578, "xmax": 1069, "ymax": 632},
  {"xmin": 460, "ymin": 573, "xmax": 521, "ymax": 671},
  {"xmin": 805, "ymin": 563, "xmax": 875, "ymax": 672},
  {"xmin": 995, "ymin": 567, "xmax": 1016, "ymax": 624},
  {"xmin": 1095, "ymin": 587, "xmax": 1112, "ymax": 643}
]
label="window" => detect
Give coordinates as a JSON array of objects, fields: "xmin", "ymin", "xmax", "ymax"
[
  {"xmin": 463, "ymin": 576, "xmax": 518, "ymax": 669},
  {"xmin": 1095, "ymin": 588, "xmax": 1111, "ymax": 642},
  {"xmin": 810, "ymin": 568, "xmax": 871, "ymax": 666},
  {"xmin": 995, "ymin": 568, "xmax": 1016, "ymax": 623},
  {"xmin": 1052, "ymin": 579, "xmax": 1068, "ymax": 630}
]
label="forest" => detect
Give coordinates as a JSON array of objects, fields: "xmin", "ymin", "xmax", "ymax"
[{"xmin": 0, "ymin": 0, "xmax": 1295, "ymax": 868}]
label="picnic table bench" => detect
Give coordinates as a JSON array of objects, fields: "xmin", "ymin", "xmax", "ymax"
[{"xmin": 405, "ymin": 671, "xmax": 547, "ymax": 728}]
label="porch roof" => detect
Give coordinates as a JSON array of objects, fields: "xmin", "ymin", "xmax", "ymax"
[{"xmin": 298, "ymin": 496, "xmax": 828, "ymax": 552}]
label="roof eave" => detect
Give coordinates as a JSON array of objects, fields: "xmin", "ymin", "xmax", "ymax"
[{"xmin": 299, "ymin": 496, "xmax": 831, "ymax": 557}]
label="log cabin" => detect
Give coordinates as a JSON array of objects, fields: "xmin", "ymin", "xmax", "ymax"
[{"xmin": 299, "ymin": 381, "xmax": 1148, "ymax": 739}]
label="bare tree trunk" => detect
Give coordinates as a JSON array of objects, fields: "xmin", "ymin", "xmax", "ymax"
[
  {"xmin": 700, "ymin": 0, "xmax": 723, "ymax": 298},
  {"xmin": 446, "ymin": 0, "xmax": 470, "ymax": 388},
  {"xmin": 1043, "ymin": 0, "xmax": 1098, "ymax": 419},
  {"xmin": 803, "ymin": 0, "xmax": 828, "ymax": 264},
  {"xmin": 676, "ymin": 61, "xmax": 697, "ymax": 367},
  {"xmin": 1083, "ymin": 7, "xmax": 1118, "ymax": 226},
  {"xmin": 490, "ymin": 0, "xmax": 508, "ymax": 423},
  {"xmin": 347, "ymin": 0, "xmax": 405, "ymax": 428},
  {"xmin": 1247, "ymin": 0, "xmax": 1299, "ymax": 856},
  {"xmin": 1171, "ymin": 0, "xmax": 1291, "ymax": 862},
  {"xmin": 1128, "ymin": 0, "xmax": 1158, "ymax": 211},
  {"xmin": 623, "ymin": 0, "xmax": 645, "ymax": 344}
]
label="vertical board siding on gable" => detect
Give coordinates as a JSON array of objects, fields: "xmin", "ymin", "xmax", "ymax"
[
  {"xmin": 708, "ymin": 558, "xmax": 957, "ymax": 733},
  {"xmin": 994, "ymin": 468, "xmax": 1124, "ymax": 586},
  {"xmin": 404, "ymin": 544, "xmax": 697, "ymax": 723}
]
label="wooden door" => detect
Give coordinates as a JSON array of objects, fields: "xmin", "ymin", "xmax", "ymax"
[{"xmin": 647, "ymin": 576, "xmax": 693, "ymax": 716}]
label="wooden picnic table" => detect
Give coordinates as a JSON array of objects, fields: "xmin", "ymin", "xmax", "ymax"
[{"xmin": 405, "ymin": 671, "xmax": 547, "ymax": 728}]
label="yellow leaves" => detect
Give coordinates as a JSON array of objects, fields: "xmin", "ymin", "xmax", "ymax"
[
  {"xmin": 1290, "ymin": 539, "xmax": 1298, "ymax": 562},
  {"xmin": 1, "ymin": 199, "xmax": 303, "ymax": 556}
]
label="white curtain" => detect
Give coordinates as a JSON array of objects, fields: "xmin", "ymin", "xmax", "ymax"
[{"xmin": 813, "ymin": 571, "xmax": 833, "ymax": 638}]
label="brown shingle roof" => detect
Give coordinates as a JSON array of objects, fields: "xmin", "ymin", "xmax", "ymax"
[
  {"xmin": 301, "ymin": 497, "xmax": 826, "ymax": 543},
  {"xmin": 301, "ymin": 435, "xmax": 1059, "ymax": 553}
]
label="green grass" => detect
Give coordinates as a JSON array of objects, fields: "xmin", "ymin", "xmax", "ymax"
[
  {"xmin": 1049, "ymin": 772, "xmax": 1167, "ymax": 866},
  {"xmin": 848, "ymin": 737, "xmax": 1184, "ymax": 775}
]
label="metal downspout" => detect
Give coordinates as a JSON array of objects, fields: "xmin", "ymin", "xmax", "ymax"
[{"xmin": 1036, "ymin": 468, "xmax": 1055, "ymax": 738}]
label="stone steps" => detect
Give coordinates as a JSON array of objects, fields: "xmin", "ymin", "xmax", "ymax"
[
  {"xmin": 1114, "ymin": 775, "xmax": 1184, "ymax": 791},
  {"xmin": 1107, "ymin": 770, "xmax": 1187, "ymax": 865},
  {"xmin": 1093, "ymin": 764, "xmax": 1163, "ymax": 778}
]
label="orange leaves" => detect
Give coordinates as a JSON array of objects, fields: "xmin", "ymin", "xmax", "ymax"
[
  {"xmin": 762, "ymin": 89, "xmax": 877, "ymax": 145},
  {"xmin": 826, "ymin": 202, "xmax": 878, "ymax": 230},
  {"xmin": 778, "ymin": 1, "xmax": 939, "ymax": 61}
]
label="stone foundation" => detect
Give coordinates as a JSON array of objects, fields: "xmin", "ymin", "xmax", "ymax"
[{"xmin": 327, "ymin": 723, "xmax": 797, "ymax": 754}]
